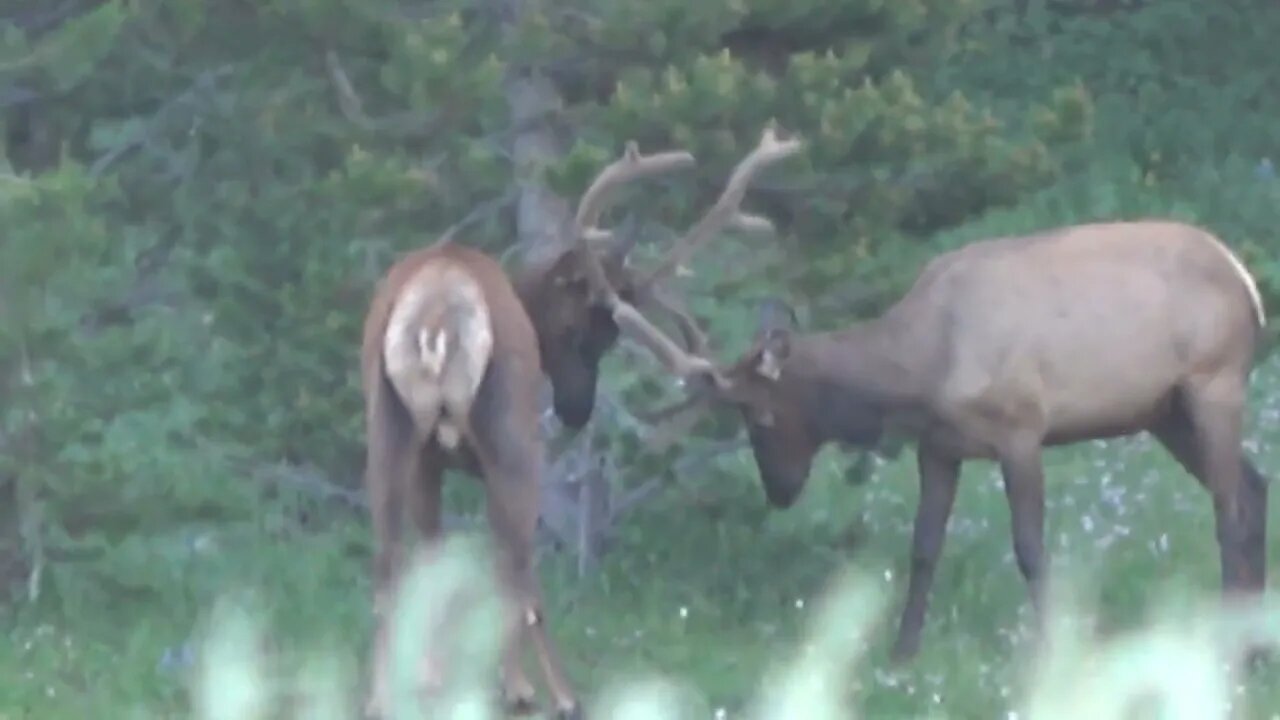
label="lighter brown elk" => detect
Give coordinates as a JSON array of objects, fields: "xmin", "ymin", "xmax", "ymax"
[
  {"xmin": 605, "ymin": 219, "xmax": 1270, "ymax": 663},
  {"xmin": 358, "ymin": 126, "xmax": 802, "ymax": 718}
]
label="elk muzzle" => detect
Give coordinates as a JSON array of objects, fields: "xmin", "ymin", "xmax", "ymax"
[
  {"xmin": 745, "ymin": 419, "xmax": 817, "ymax": 509},
  {"xmin": 547, "ymin": 358, "xmax": 599, "ymax": 429}
]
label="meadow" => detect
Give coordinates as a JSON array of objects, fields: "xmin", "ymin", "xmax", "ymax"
[{"xmin": 3, "ymin": 350, "xmax": 1278, "ymax": 719}]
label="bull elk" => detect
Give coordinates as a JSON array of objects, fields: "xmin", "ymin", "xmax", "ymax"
[
  {"xmin": 358, "ymin": 125, "xmax": 802, "ymax": 718},
  {"xmin": 604, "ymin": 219, "xmax": 1271, "ymax": 662}
]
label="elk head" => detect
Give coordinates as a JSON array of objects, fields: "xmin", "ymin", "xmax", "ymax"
[
  {"xmin": 708, "ymin": 300, "xmax": 830, "ymax": 508},
  {"xmin": 512, "ymin": 240, "xmax": 640, "ymax": 430},
  {"xmin": 648, "ymin": 298, "xmax": 834, "ymax": 508},
  {"xmin": 513, "ymin": 124, "xmax": 803, "ymax": 429}
]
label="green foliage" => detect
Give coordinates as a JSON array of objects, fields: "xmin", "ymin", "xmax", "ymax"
[
  {"xmin": 0, "ymin": 159, "xmax": 256, "ymax": 615},
  {"xmin": 0, "ymin": 1, "xmax": 127, "ymax": 92},
  {"xmin": 892, "ymin": 0, "xmax": 1280, "ymax": 324},
  {"xmin": 943, "ymin": 0, "xmax": 1280, "ymax": 176}
]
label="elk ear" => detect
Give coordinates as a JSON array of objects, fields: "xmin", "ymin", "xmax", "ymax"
[{"xmin": 754, "ymin": 329, "xmax": 791, "ymax": 381}]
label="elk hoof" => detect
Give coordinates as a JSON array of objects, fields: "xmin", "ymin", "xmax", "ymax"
[
  {"xmin": 502, "ymin": 692, "xmax": 539, "ymax": 716},
  {"xmin": 499, "ymin": 667, "xmax": 538, "ymax": 714},
  {"xmin": 418, "ymin": 657, "xmax": 447, "ymax": 697},
  {"xmin": 1244, "ymin": 644, "xmax": 1274, "ymax": 673},
  {"xmin": 888, "ymin": 638, "xmax": 919, "ymax": 666},
  {"xmin": 498, "ymin": 679, "xmax": 538, "ymax": 716},
  {"xmin": 553, "ymin": 703, "xmax": 584, "ymax": 720}
]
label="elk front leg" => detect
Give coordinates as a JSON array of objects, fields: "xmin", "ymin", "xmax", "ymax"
[
  {"xmin": 472, "ymin": 466, "xmax": 535, "ymax": 714},
  {"xmin": 998, "ymin": 438, "xmax": 1047, "ymax": 631},
  {"xmin": 891, "ymin": 445, "xmax": 960, "ymax": 663}
]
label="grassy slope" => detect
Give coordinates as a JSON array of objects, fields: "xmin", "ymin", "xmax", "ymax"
[{"xmin": 2, "ymin": 351, "xmax": 1278, "ymax": 719}]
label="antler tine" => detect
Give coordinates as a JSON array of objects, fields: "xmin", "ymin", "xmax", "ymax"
[
  {"xmin": 571, "ymin": 141, "xmax": 696, "ymax": 248},
  {"xmin": 567, "ymin": 141, "xmax": 694, "ymax": 312},
  {"xmin": 637, "ymin": 123, "xmax": 803, "ymax": 288}
]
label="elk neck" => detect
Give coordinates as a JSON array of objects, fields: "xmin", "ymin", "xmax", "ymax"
[{"xmin": 784, "ymin": 309, "xmax": 932, "ymax": 448}]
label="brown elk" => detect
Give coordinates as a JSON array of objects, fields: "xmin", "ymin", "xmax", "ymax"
[
  {"xmin": 358, "ymin": 125, "xmax": 803, "ymax": 718},
  {"xmin": 601, "ymin": 219, "xmax": 1271, "ymax": 662}
]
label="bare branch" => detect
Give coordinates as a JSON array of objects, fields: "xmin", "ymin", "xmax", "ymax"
[
  {"xmin": 5, "ymin": 0, "xmax": 103, "ymax": 37},
  {"xmin": 89, "ymin": 65, "xmax": 235, "ymax": 178},
  {"xmin": 323, "ymin": 49, "xmax": 448, "ymax": 138},
  {"xmin": 250, "ymin": 461, "xmax": 480, "ymax": 532},
  {"xmin": 441, "ymin": 187, "xmax": 520, "ymax": 246},
  {"xmin": 628, "ymin": 386, "xmax": 712, "ymax": 425},
  {"xmin": 0, "ymin": 84, "xmax": 39, "ymax": 110},
  {"xmin": 607, "ymin": 437, "xmax": 748, "ymax": 522}
]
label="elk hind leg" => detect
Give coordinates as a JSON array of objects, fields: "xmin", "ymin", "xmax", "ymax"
[
  {"xmin": 1179, "ymin": 375, "xmax": 1253, "ymax": 595},
  {"xmin": 1239, "ymin": 460, "xmax": 1268, "ymax": 594},
  {"xmin": 473, "ymin": 456, "xmax": 542, "ymax": 714},
  {"xmin": 481, "ymin": 468, "xmax": 579, "ymax": 719},
  {"xmin": 1151, "ymin": 383, "xmax": 1271, "ymax": 667},
  {"xmin": 1149, "ymin": 397, "xmax": 1267, "ymax": 594}
]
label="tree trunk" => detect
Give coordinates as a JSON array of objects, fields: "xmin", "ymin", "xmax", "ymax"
[
  {"xmin": 499, "ymin": 0, "xmax": 612, "ymax": 569},
  {"xmin": 505, "ymin": 72, "xmax": 570, "ymax": 257}
]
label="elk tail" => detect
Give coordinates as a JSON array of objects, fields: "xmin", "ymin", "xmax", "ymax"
[{"xmin": 381, "ymin": 267, "xmax": 494, "ymax": 449}]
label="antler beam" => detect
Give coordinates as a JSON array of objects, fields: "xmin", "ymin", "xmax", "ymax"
[
  {"xmin": 566, "ymin": 124, "xmax": 803, "ymax": 390},
  {"xmin": 612, "ymin": 125, "xmax": 802, "ymax": 385}
]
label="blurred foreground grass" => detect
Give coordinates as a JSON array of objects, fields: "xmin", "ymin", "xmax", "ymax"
[{"xmin": 194, "ymin": 539, "xmax": 1280, "ymax": 720}]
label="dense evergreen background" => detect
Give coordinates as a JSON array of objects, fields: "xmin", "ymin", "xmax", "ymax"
[{"xmin": 1, "ymin": 0, "xmax": 1278, "ymax": 716}]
